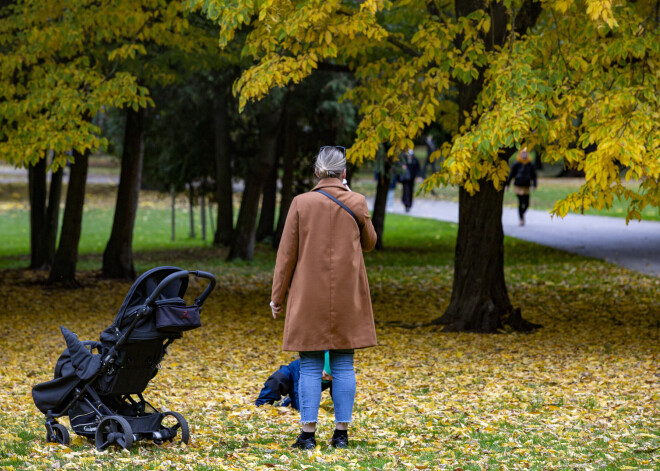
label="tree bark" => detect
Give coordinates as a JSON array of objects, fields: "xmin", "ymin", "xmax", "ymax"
[
  {"xmin": 213, "ymin": 92, "xmax": 234, "ymax": 246},
  {"xmin": 102, "ymin": 107, "xmax": 145, "ymax": 280},
  {"xmin": 28, "ymin": 157, "xmax": 47, "ymax": 268},
  {"xmin": 274, "ymin": 97, "xmax": 297, "ymax": 249},
  {"xmin": 49, "ymin": 150, "xmax": 89, "ymax": 286},
  {"xmin": 433, "ymin": 0, "xmax": 542, "ymax": 332},
  {"xmin": 372, "ymin": 160, "xmax": 391, "ymax": 250},
  {"xmin": 256, "ymin": 153, "xmax": 279, "ymax": 242}
]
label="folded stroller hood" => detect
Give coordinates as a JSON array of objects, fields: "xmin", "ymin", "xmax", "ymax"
[
  {"xmin": 61, "ymin": 326, "xmax": 102, "ymax": 381},
  {"xmin": 32, "ymin": 327, "xmax": 103, "ymax": 414}
]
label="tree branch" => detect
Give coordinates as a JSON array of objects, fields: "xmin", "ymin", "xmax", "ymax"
[
  {"xmin": 317, "ymin": 62, "xmax": 352, "ymax": 73},
  {"xmin": 386, "ymin": 36, "xmax": 421, "ymax": 57},
  {"xmin": 337, "ymin": 6, "xmax": 421, "ymax": 57}
]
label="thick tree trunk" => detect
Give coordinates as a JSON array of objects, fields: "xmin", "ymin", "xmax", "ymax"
[
  {"xmin": 256, "ymin": 153, "xmax": 279, "ymax": 242},
  {"xmin": 213, "ymin": 93, "xmax": 234, "ymax": 246},
  {"xmin": 45, "ymin": 166, "xmax": 63, "ymax": 267},
  {"xmin": 102, "ymin": 107, "xmax": 145, "ymax": 279},
  {"xmin": 433, "ymin": 0, "xmax": 542, "ymax": 332},
  {"xmin": 274, "ymin": 99, "xmax": 297, "ymax": 249},
  {"xmin": 49, "ymin": 150, "xmax": 89, "ymax": 286},
  {"xmin": 372, "ymin": 161, "xmax": 391, "ymax": 250},
  {"xmin": 28, "ymin": 157, "xmax": 47, "ymax": 268},
  {"xmin": 436, "ymin": 183, "xmax": 511, "ymax": 331}
]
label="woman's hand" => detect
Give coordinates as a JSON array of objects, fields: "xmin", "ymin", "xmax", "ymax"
[{"xmin": 270, "ymin": 301, "xmax": 282, "ymax": 319}]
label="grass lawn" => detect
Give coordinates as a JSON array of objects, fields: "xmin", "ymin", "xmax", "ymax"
[{"xmin": 0, "ymin": 184, "xmax": 659, "ymax": 470}]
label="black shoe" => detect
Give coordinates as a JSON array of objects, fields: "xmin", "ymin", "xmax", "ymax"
[
  {"xmin": 292, "ymin": 433, "xmax": 316, "ymax": 450},
  {"xmin": 331, "ymin": 434, "xmax": 349, "ymax": 449}
]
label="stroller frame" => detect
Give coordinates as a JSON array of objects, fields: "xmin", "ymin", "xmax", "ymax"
[{"xmin": 39, "ymin": 268, "xmax": 216, "ymax": 451}]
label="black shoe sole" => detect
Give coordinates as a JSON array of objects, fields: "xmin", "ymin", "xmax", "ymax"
[
  {"xmin": 292, "ymin": 438, "xmax": 316, "ymax": 450},
  {"xmin": 331, "ymin": 438, "xmax": 349, "ymax": 448}
]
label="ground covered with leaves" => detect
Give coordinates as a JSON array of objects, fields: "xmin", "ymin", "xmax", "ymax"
[{"xmin": 1, "ymin": 245, "xmax": 659, "ymax": 470}]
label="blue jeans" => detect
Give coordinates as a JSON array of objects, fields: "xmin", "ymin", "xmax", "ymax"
[{"xmin": 298, "ymin": 350, "xmax": 355, "ymax": 425}]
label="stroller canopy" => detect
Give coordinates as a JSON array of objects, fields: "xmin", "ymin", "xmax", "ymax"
[{"xmin": 101, "ymin": 266, "xmax": 189, "ymax": 344}]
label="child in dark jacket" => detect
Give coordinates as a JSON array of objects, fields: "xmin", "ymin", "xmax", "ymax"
[{"xmin": 256, "ymin": 352, "xmax": 332, "ymax": 410}]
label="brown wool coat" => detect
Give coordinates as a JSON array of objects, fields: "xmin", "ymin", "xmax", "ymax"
[{"xmin": 271, "ymin": 178, "xmax": 378, "ymax": 351}]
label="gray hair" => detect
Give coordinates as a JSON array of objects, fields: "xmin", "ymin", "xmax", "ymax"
[{"xmin": 315, "ymin": 146, "xmax": 346, "ymax": 179}]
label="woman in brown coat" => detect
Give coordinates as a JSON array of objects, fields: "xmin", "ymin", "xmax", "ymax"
[{"xmin": 270, "ymin": 146, "xmax": 377, "ymax": 450}]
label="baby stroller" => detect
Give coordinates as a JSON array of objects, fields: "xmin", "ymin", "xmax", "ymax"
[{"xmin": 32, "ymin": 266, "xmax": 216, "ymax": 451}]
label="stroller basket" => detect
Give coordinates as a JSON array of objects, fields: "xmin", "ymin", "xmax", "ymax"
[{"xmin": 155, "ymin": 300, "xmax": 201, "ymax": 333}]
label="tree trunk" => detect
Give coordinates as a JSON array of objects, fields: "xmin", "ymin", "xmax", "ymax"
[
  {"xmin": 372, "ymin": 160, "xmax": 391, "ymax": 250},
  {"xmin": 227, "ymin": 141, "xmax": 278, "ymax": 260},
  {"xmin": 45, "ymin": 166, "xmax": 63, "ymax": 267},
  {"xmin": 433, "ymin": 0, "xmax": 542, "ymax": 332},
  {"xmin": 189, "ymin": 185, "xmax": 195, "ymax": 238},
  {"xmin": 201, "ymin": 192, "xmax": 207, "ymax": 241},
  {"xmin": 228, "ymin": 105, "xmax": 282, "ymax": 261},
  {"xmin": 274, "ymin": 98, "xmax": 297, "ymax": 249},
  {"xmin": 170, "ymin": 185, "xmax": 176, "ymax": 241},
  {"xmin": 102, "ymin": 107, "xmax": 145, "ymax": 280},
  {"xmin": 256, "ymin": 153, "xmax": 279, "ymax": 242},
  {"xmin": 213, "ymin": 93, "xmax": 234, "ymax": 246},
  {"xmin": 28, "ymin": 157, "xmax": 47, "ymax": 268},
  {"xmin": 49, "ymin": 150, "xmax": 89, "ymax": 286},
  {"xmin": 436, "ymin": 183, "xmax": 511, "ymax": 331}
]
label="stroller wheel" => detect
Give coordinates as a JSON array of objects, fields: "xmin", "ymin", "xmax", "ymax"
[
  {"xmin": 160, "ymin": 411, "xmax": 190, "ymax": 444},
  {"xmin": 95, "ymin": 416, "xmax": 134, "ymax": 451},
  {"xmin": 47, "ymin": 423, "xmax": 70, "ymax": 445}
]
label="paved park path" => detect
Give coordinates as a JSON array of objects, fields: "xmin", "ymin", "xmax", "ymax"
[
  {"xmin": 2, "ymin": 163, "xmax": 658, "ymax": 277},
  {"xmin": 375, "ymin": 197, "xmax": 660, "ymax": 277}
]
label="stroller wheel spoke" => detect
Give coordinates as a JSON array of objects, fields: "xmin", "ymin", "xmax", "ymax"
[
  {"xmin": 160, "ymin": 411, "xmax": 190, "ymax": 445},
  {"xmin": 98, "ymin": 440, "xmax": 112, "ymax": 450}
]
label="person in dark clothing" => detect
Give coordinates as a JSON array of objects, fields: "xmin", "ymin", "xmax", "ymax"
[
  {"xmin": 506, "ymin": 148, "xmax": 538, "ymax": 226},
  {"xmin": 399, "ymin": 149, "xmax": 420, "ymax": 212},
  {"xmin": 421, "ymin": 135, "xmax": 437, "ymax": 179},
  {"xmin": 256, "ymin": 354, "xmax": 332, "ymax": 410}
]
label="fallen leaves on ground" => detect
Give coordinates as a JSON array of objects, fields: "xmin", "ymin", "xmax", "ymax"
[{"xmin": 0, "ymin": 264, "xmax": 658, "ymax": 470}]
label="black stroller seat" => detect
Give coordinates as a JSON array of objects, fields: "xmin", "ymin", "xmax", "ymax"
[{"xmin": 32, "ymin": 267, "xmax": 216, "ymax": 451}]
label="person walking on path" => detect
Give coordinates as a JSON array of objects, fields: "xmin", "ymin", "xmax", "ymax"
[
  {"xmin": 421, "ymin": 135, "xmax": 437, "ymax": 179},
  {"xmin": 506, "ymin": 148, "xmax": 537, "ymax": 226},
  {"xmin": 400, "ymin": 148, "xmax": 420, "ymax": 212},
  {"xmin": 270, "ymin": 146, "xmax": 378, "ymax": 450}
]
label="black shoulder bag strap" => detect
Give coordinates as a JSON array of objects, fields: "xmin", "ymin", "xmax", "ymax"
[{"xmin": 313, "ymin": 189, "xmax": 361, "ymax": 231}]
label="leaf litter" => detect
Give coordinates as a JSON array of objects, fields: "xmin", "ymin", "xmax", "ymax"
[{"xmin": 0, "ymin": 262, "xmax": 658, "ymax": 470}]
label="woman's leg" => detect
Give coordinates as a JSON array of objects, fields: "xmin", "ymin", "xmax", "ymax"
[
  {"xmin": 516, "ymin": 194, "xmax": 525, "ymax": 220},
  {"xmin": 330, "ymin": 350, "xmax": 356, "ymax": 429},
  {"xmin": 298, "ymin": 351, "xmax": 324, "ymax": 431}
]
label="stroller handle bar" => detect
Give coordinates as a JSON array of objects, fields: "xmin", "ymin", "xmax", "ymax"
[{"xmin": 144, "ymin": 270, "xmax": 217, "ymax": 308}]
